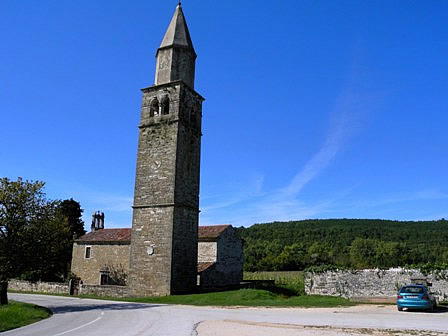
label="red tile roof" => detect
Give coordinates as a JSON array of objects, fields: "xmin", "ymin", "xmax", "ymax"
[
  {"xmin": 76, "ymin": 225, "xmax": 231, "ymax": 243},
  {"xmin": 76, "ymin": 228, "xmax": 131, "ymax": 242},
  {"xmin": 197, "ymin": 262, "xmax": 215, "ymax": 273},
  {"xmin": 198, "ymin": 225, "xmax": 230, "ymax": 240}
]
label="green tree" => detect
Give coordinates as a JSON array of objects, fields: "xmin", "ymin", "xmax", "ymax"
[
  {"xmin": 0, "ymin": 178, "xmax": 82, "ymax": 304},
  {"xmin": 274, "ymin": 243, "xmax": 308, "ymax": 270},
  {"xmin": 308, "ymin": 242, "xmax": 332, "ymax": 265},
  {"xmin": 57, "ymin": 199, "xmax": 85, "ymax": 239},
  {"xmin": 349, "ymin": 238, "xmax": 379, "ymax": 268},
  {"xmin": 23, "ymin": 204, "xmax": 73, "ymax": 282},
  {"xmin": 0, "ymin": 178, "xmax": 47, "ymax": 305}
]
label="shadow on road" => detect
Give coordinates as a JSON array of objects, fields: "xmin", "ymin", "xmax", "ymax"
[
  {"xmin": 402, "ymin": 305, "xmax": 448, "ymax": 314},
  {"xmin": 48, "ymin": 302, "xmax": 161, "ymax": 314}
]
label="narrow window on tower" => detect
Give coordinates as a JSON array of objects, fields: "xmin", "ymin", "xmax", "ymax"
[
  {"xmin": 161, "ymin": 96, "xmax": 170, "ymax": 115},
  {"xmin": 85, "ymin": 246, "xmax": 91, "ymax": 259},
  {"xmin": 149, "ymin": 98, "xmax": 159, "ymax": 117}
]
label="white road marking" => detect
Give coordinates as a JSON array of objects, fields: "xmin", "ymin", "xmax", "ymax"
[{"xmin": 49, "ymin": 313, "xmax": 104, "ymax": 336}]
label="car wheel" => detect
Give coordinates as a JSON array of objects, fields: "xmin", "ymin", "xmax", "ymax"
[
  {"xmin": 397, "ymin": 306, "xmax": 403, "ymax": 311},
  {"xmin": 431, "ymin": 302, "xmax": 437, "ymax": 312}
]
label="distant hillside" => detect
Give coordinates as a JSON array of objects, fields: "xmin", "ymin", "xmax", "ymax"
[{"xmin": 236, "ymin": 219, "xmax": 448, "ymax": 271}]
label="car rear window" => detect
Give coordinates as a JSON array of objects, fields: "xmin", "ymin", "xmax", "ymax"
[{"xmin": 401, "ymin": 286, "xmax": 424, "ymax": 293}]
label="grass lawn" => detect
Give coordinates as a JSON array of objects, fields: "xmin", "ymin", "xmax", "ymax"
[
  {"xmin": 0, "ymin": 300, "xmax": 52, "ymax": 332},
  {"xmin": 244, "ymin": 271, "xmax": 305, "ymax": 296},
  {"xmin": 81, "ymin": 289, "xmax": 354, "ymax": 308}
]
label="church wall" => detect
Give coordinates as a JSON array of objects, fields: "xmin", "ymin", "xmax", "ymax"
[
  {"xmin": 199, "ymin": 227, "xmax": 243, "ymax": 287},
  {"xmin": 215, "ymin": 227, "xmax": 244, "ymax": 285},
  {"xmin": 71, "ymin": 242, "xmax": 130, "ymax": 285},
  {"xmin": 198, "ymin": 241, "xmax": 217, "ymax": 262}
]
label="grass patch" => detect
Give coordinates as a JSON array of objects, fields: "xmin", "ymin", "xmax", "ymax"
[
  {"xmin": 80, "ymin": 289, "xmax": 354, "ymax": 308},
  {"xmin": 0, "ymin": 301, "xmax": 51, "ymax": 332},
  {"xmin": 244, "ymin": 271, "xmax": 305, "ymax": 295}
]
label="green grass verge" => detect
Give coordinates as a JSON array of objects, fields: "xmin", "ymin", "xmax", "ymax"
[
  {"xmin": 0, "ymin": 300, "xmax": 52, "ymax": 332},
  {"xmin": 81, "ymin": 289, "xmax": 354, "ymax": 307},
  {"xmin": 244, "ymin": 271, "xmax": 305, "ymax": 295}
]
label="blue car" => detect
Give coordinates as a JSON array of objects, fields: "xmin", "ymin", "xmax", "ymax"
[{"xmin": 397, "ymin": 284, "xmax": 437, "ymax": 311}]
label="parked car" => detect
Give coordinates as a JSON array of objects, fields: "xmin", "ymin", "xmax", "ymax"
[{"xmin": 397, "ymin": 284, "xmax": 437, "ymax": 311}]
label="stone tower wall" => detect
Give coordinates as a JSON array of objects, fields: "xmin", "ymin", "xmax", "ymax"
[
  {"xmin": 129, "ymin": 82, "xmax": 203, "ymax": 296},
  {"xmin": 129, "ymin": 4, "xmax": 202, "ymax": 297},
  {"xmin": 129, "ymin": 207, "xmax": 174, "ymax": 296},
  {"xmin": 156, "ymin": 48, "xmax": 196, "ymax": 89},
  {"xmin": 133, "ymin": 84, "xmax": 180, "ymax": 206},
  {"xmin": 171, "ymin": 206, "xmax": 199, "ymax": 293}
]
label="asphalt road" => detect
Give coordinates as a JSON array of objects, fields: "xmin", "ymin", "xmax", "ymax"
[{"xmin": 4, "ymin": 293, "xmax": 448, "ymax": 336}]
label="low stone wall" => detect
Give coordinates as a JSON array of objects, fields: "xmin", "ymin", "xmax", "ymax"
[
  {"xmin": 9, "ymin": 279, "xmax": 130, "ymax": 298},
  {"xmin": 8, "ymin": 279, "xmax": 69, "ymax": 295},
  {"xmin": 305, "ymin": 269, "xmax": 448, "ymax": 302},
  {"xmin": 80, "ymin": 284, "xmax": 130, "ymax": 298}
]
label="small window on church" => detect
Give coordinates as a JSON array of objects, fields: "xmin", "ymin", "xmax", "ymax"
[
  {"xmin": 161, "ymin": 96, "xmax": 170, "ymax": 115},
  {"xmin": 85, "ymin": 246, "xmax": 91, "ymax": 259},
  {"xmin": 100, "ymin": 272, "xmax": 110, "ymax": 285},
  {"xmin": 149, "ymin": 98, "xmax": 159, "ymax": 117}
]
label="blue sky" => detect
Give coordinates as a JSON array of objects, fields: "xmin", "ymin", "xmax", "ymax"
[{"xmin": 1, "ymin": 1, "xmax": 447, "ymax": 229}]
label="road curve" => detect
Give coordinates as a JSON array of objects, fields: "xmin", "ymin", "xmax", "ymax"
[{"xmin": 4, "ymin": 293, "xmax": 448, "ymax": 336}]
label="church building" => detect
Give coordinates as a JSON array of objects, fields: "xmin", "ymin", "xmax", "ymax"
[{"xmin": 71, "ymin": 220, "xmax": 243, "ymax": 289}]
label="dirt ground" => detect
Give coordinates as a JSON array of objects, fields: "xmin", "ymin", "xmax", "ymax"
[{"xmin": 197, "ymin": 319, "xmax": 447, "ymax": 336}]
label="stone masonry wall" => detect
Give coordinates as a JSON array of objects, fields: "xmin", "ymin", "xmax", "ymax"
[
  {"xmin": 71, "ymin": 242, "xmax": 130, "ymax": 285},
  {"xmin": 199, "ymin": 227, "xmax": 243, "ymax": 287},
  {"xmin": 129, "ymin": 207, "xmax": 174, "ymax": 296},
  {"xmin": 9, "ymin": 279, "xmax": 131, "ymax": 298},
  {"xmin": 129, "ymin": 81, "xmax": 203, "ymax": 296},
  {"xmin": 305, "ymin": 269, "xmax": 448, "ymax": 302},
  {"xmin": 171, "ymin": 206, "xmax": 198, "ymax": 293},
  {"xmin": 79, "ymin": 284, "xmax": 130, "ymax": 298},
  {"xmin": 9, "ymin": 279, "xmax": 69, "ymax": 295},
  {"xmin": 198, "ymin": 241, "xmax": 217, "ymax": 262},
  {"xmin": 215, "ymin": 227, "xmax": 243, "ymax": 285}
]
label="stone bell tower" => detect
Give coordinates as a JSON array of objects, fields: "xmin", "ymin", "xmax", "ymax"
[{"xmin": 128, "ymin": 4, "xmax": 204, "ymax": 296}]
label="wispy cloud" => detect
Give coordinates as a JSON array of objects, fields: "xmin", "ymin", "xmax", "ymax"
[
  {"xmin": 201, "ymin": 173, "xmax": 266, "ymax": 212},
  {"xmin": 278, "ymin": 92, "xmax": 360, "ymax": 200},
  {"xmin": 201, "ymin": 87, "xmax": 366, "ymax": 226}
]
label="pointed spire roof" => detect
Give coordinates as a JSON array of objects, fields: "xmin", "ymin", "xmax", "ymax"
[{"xmin": 159, "ymin": 3, "xmax": 196, "ymax": 56}]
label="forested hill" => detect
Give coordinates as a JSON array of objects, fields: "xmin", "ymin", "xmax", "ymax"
[{"xmin": 236, "ymin": 219, "xmax": 448, "ymax": 271}]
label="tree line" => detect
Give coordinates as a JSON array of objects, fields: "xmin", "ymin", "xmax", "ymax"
[
  {"xmin": 237, "ymin": 219, "xmax": 448, "ymax": 272},
  {"xmin": 0, "ymin": 178, "xmax": 85, "ymax": 304}
]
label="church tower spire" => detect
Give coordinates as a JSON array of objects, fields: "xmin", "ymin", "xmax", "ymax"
[
  {"xmin": 155, "ymin": 3, "xmax": 197, "ymax": 89},
  {"xmin": 129, "ymin": 4, "xmax": 204, "ymax": 297}
]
